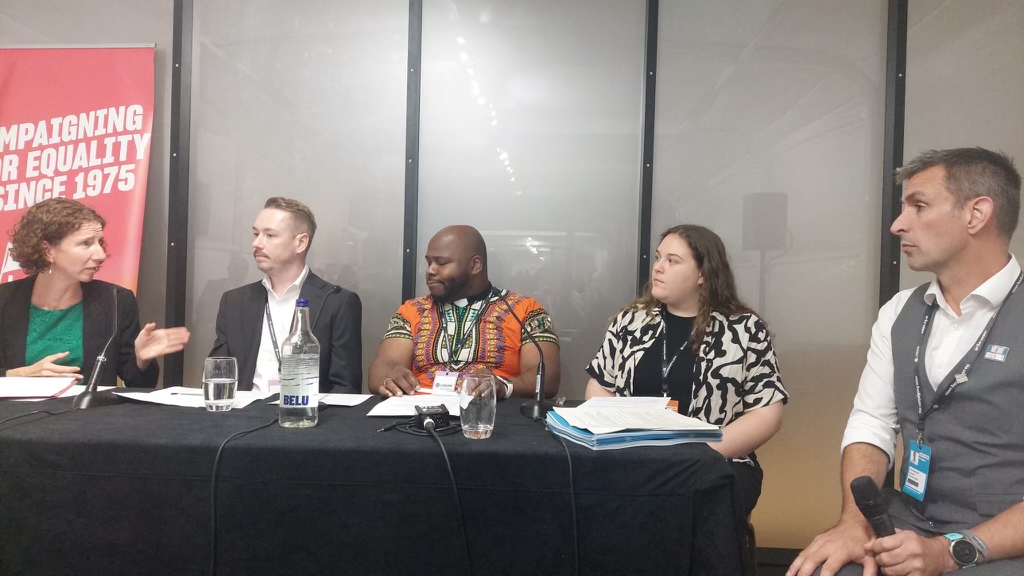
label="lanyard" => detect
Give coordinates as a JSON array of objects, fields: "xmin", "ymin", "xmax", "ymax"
[
  {"xmin": 436, "ymin": 298, "xmax": 488, "ymax": 370},
  {"xmin": 913, "ymin": 271, "xmax": 1023, "ymax": 442},
  {"xmin": 660, "ymin": 320, "xmax": 694, "ymax": 398},
  {"xmin": 265, "ymin": 303, "xmax": 282, "ymax": 370}
]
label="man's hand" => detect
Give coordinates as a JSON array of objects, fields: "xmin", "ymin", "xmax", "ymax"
[
  {"xmin": 378, "ymin": 367, "xmax": 420, "ymax": 397},
  {"xmin": 6, "ymin": 351, "xmax": 83, "ymax": 380},
  {"xmin": 788, "ymin": 519, "xmax": 877, "ymax": 576},
  {"xmin": 458, "ymin": 366, "xmax": 501, "ymax": 399},
  {"xmin": 867, "ymin": 530, "xmax": 956, "ymax": 576}
]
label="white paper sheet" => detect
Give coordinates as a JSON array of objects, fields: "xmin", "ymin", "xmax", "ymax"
[
  {"xmin": 114, "ymin": 386, "xmax": 272, "ymax": 409},
  {"xmin": 578, "ymin": 396, "xmax": 670, "ymax": 410},
  {"xmin": 320, "ymin": 394, "xmax": 373, "ymax": 407},
  {"xmin": 366, "ymin": 395, "xmax": 461, "ymax": 417},
  {"xmin": 0, "ymin": 377, "xmax": 79, "ymax": 399},
  {"xmin": 13, "ymin": 385, "xmax": 115, "ymax": 402},
  {"xmin": 553, "ymin": 407, "xmax": 719, "ymax": 434}
]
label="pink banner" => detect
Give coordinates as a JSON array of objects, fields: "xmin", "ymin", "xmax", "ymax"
[{"xmin": 0, "ymin": 47, "xmax": 155, "ymax": 292}]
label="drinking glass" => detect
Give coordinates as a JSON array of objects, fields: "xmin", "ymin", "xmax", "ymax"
[
  {"xmin": 203, "ymin": 357, "xmax": 238, "ymax": 412},
  {"xmin": 459, "ymin": 374, "xmax": 497, "ymax": 439}
]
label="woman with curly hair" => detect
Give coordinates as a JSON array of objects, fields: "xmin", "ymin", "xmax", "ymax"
[
  {"xmin": 0, "ymin": 198, "xmax": 189, "ymax": 386},
  {"xmin": 585, "ymin": 224, "xmax": 788, "ymax": 517}
]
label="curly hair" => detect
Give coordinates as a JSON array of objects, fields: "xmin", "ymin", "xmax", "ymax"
[{"xmin": 8, "ymin": 198, "xmax": 106, "ymax": 274}]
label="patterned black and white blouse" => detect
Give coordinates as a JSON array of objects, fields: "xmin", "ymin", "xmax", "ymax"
[{"xmin": 587, "ymin": 306, "xmax": 788, "ymax": 429}]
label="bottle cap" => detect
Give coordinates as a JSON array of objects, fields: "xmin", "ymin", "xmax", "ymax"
[{"xmin": 295, "ymin": 298, "xmax": 309, "ymax": 307}]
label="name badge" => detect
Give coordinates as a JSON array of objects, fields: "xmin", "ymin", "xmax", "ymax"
[
  {"xmin": 984, "ymin": 345, "xmax": 1009, "ymax": 363},
  {"xmin": 902, "ymin": 440, "xmax": 931, "ymax": 502},
  {"xmin": 431, "ymin": 371, "xmax": 459, "ymax": 395}
]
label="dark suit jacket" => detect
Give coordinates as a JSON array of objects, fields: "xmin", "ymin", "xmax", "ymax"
[
  {"xmin": 0, "ymin": 276, "xmax": 159, "ymax": 387},
  {"xmin": 210, "ymin": 271, "xmax": 362, "ymax": 393}
]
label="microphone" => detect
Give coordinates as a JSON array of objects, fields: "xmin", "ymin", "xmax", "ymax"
[
  {"xmin": 312, "ymin": 285, "xmax": 342, "ymax": 329},
  {"xmin": 73, "ymin": 288, "xmax": 124, "ymax": 409},
  {"xmin": 492, "ymin": 286, "xmax": 550, "ymax": 421},
  {"xmin": 850, "ymin": 476, "xmax": 895, "ymax": 537}
]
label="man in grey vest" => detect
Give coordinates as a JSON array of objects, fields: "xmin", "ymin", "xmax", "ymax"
[{"xmin": 789, "ymin": 148, "xmax": 1024, "ymax": 576}]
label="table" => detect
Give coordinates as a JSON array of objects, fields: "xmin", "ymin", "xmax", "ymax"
[{"xmin": 0, "ymin": 394, "xmax": 745, "ymax": 576}]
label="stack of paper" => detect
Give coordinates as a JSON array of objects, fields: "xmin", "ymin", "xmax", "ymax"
[
  {"xmin": 578, "ymin": 396, "xmax": 671, "ymax": 410},
  {"xmin": 547, "ymin": 407, "xmax": 721, "ymax": 450}
]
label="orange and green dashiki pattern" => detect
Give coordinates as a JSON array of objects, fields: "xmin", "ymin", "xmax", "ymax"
[{"xmin": 383, "ymin": 288, "xmax": 558, "ymax": 390}]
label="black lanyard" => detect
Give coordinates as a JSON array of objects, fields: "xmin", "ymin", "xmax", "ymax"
[
  {"xmin": 913, "ymin": 271, "xmax": 1023, "ymax": 442},
  {"xmin": 265, "ymin": 303, "xmax": 282, "ymax": 370},
  {"xmin": 436, "ymin": 298, "xmax": 488, "ymax": 370},
  {"xmin": 660, "ymin": 321, "xmax": 694, "ymax": 398}
]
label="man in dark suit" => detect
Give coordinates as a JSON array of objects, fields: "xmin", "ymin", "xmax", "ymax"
[{"xmin": 210, "ymin": 197, "xmax": 362, "ymax": 393}]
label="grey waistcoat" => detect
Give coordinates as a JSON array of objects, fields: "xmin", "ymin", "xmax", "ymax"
[{"xmin": 891, "ymin": 283, "xmax": 1024, "ymax": 532}]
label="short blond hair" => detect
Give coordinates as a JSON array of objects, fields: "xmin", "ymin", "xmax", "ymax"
[{"xmin": 264, "ymin": 197, "xmax": 316, "ymax": 251}]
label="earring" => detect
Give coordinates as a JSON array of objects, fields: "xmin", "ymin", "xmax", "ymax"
[{"xmin": 48, "ymin": 267, "xmax": 52, "ymax": 275}]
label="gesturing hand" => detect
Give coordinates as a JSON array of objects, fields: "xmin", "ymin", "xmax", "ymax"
[{"xmin": 135, "ymin": 323, "xmax": 191, "ymax": 368}]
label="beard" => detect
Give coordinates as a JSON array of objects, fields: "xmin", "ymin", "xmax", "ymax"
[{"xmin": 429, "ymin": 275, "xmax": 469, "ymax": 302}]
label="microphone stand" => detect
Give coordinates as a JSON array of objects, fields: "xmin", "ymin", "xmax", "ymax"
[
  {"xmin": 520, "ymin": 362, "xmax": 552, "ymax": 421},
  {"xmin": 73, "ymin": 288, "xmax": 124, "ymax": 409},
  {"xmin": 72, "ymin": 355, "xmax": 123, "ymax": 409},
  {"xmin": 492, "ymin": 288, "xmax": 552, "ymax": 421}
]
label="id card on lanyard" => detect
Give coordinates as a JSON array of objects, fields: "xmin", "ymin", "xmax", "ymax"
[{"xmin": 903, "ymin": 271, "xmax": 1024, "ymax": 501}]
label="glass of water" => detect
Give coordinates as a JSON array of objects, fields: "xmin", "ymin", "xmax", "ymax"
[
  {"xmin": 203, "ymin": 357, "xmax": 238, "ymax": 412},
  {"xmin": 459, "ymin": 374, "xmax": 497, "ymax": 439}
]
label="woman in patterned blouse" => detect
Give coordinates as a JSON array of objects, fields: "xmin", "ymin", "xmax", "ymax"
[{"xmin": 585, "ymin": 224, "xmax": 788, "ymax": 516}]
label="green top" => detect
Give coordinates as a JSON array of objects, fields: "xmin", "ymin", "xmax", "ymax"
[{"xmin": 26, "ymin": 302, "xmax": 84, "ymax": 369}]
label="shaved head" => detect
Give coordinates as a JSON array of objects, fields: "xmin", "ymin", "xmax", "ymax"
[
  {"xmin": 424, "ymin": 225, "xmax": 489, "ymax": 301},
  {"xmin": 430, "ymin": 225, "xmax": 487, "ymax": 266}
]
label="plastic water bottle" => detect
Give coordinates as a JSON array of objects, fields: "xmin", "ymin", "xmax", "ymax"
[{"xmin": 279, "ymin": 298, "xmax": 319, "ymax": 428}]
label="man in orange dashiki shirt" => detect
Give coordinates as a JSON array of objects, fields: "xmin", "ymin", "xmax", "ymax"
[{"xmin": 368, "ymin": 225, "xmax": 560, "ymax": 399}]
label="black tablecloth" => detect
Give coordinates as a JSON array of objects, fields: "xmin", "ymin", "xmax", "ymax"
[{"xmin": 0, "ymin": 394, "xmax": 745, "ymax": 576}]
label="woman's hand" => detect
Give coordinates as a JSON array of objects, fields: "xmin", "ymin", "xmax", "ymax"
[
  {"xmin": 6, "ymin": 351, "xmax": 83, "ymax": 380},
  {"xmin": 135, "ymin": 323, "xmax": 191, "ymax": 370}
]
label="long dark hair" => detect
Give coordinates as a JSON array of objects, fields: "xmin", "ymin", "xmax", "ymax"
[{"xmin": 624, "ymin": 224, "xmax": 755, "ymax": 352}]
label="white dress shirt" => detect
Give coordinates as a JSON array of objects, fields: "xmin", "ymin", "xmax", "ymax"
[
  {"xmin": 252, "ymin": 266, "xmax": 309, "ymax": 393},
  {"xmin": 841, "ymin": 255, "xmax": 1021, "ymax": 468}
]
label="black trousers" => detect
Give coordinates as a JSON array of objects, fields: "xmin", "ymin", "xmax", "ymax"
[{"xmin": 730, "ymin": 457, "xmax": 764, "ymax": 519}]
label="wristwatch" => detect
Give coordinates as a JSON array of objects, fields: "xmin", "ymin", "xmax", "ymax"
[
  {"xmin": 496, "ymin": 376, "xmax": 514, "ymax": 399},
  {"xmin": 944, "ymin": 533, "xmax": 979, "ymax": 568}
]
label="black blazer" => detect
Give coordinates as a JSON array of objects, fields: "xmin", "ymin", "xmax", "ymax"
[
  {"xmin": 0, "ymin": 276, "xmax": 159, "ymax": 387},
  {"xmin": 210, "ymin": 271, "xmax": 362, "ymax": 393}
]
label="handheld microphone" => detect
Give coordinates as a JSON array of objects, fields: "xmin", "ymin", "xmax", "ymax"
[
  {"xmin": 312, "ymin": 285, "xmax": 342, "ymax": 329},
  {"xmin": 850, "ymin": 476, "xmax": 895, "ymax": 537},
  {"xmin": 73, "ymin": 288, "xmax": 124, "ymax": 409},
  {"xmin": 492, "ymin": 287, "xmax": 550, "ymax": 420}
]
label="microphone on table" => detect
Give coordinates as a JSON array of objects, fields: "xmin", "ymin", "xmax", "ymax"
[
  {"xmin": 74, "ymin": 288, "xmax": 125, "ymax": 409},
  {"xmin": 850, "ymin": 476, "xmax": 895, "ymax": 537},
  {"xmin": 491, "ymin": 287, "xmax": 550, "ymax": 421}
]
